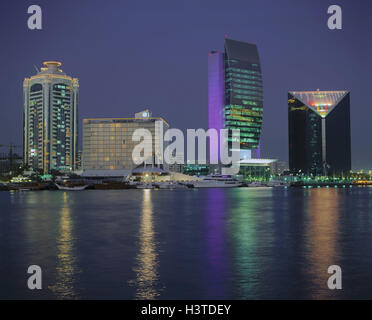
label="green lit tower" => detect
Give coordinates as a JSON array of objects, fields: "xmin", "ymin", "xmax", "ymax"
[{"xmin": 209, "ymin": 38, "xmax": 263, "ymax": 161}]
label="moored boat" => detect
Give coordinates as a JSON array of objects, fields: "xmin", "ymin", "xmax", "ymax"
[
  {"xmin": 136, "ymin": 183, "xmax": 155, "ymax": 189},
  {"xmin": 192, "ymin": 175, "xmax": 242, "ymax": 188},
  {"xmin": 55, "ymin": 183, "xmax": 88, "ymax": 191},
  {"xmin": 155, "ymin": 181, "xmax": 189, "ymax": 189},
  {"xmin": 247, "ymin": 181, "xmax": 266, "ymax": 187},
  {"xmin": 93, "ymin": 181, "xmax": 132, "ymax": 189}
]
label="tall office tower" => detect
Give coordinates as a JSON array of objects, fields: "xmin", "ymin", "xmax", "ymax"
[
  {"xmin": 82, "ymin": 110, "xmax": 169, "ymax": 171},
  {"xmin": 288, "ymin": 90, "xmax": 351, "ymax": 176},
  {"xmin": 23, "ymin": 61, "xmax": 79, "ymax": 173},
  {"xmin": 208, "ymin": 38, "xmax": 263, "ymax": 163}
]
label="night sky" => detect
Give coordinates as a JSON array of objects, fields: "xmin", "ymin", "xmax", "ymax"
[{"xmin": 1, "ymin": 0, "xmax": 371, "ymax": 169}]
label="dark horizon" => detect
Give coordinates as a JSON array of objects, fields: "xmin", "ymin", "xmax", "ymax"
[{"xmin": 1, "ymin": 0, "xmax": 372, "ymax": 170}]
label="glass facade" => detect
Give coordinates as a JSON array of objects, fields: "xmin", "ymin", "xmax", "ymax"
[
  {"xmin": 82, "ymin": 114, "xmax": 169, "ymax": 171},
  {"xmin": 288, "ymin": 90, "xmax": 351, "ymax": 176},
  {"xmin": 23, "ymin": 61, "xmax": 79, "ymax": 173},
  {"xmin": 208, "ymin": 38, "xmax": 263, "ymax": 162}
]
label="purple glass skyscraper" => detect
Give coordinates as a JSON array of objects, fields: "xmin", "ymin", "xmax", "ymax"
[{"xmin": 208, "ymin": 38, "xmax": 264, "ymax": 163}]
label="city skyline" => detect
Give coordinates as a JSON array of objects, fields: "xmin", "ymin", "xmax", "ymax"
[
  {"xmin": 3, "ymin": 1, "xmax": 372, "ymax": 302},
  {"xmin": 0, "ymin": 0, "xmax": 371, "ymax": 170}
]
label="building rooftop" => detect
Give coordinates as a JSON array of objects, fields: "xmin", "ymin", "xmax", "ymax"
[
  {"xmin": 38, "ymin": 61, "xmax": 66, "ymax": 75},
  {"xmin": 83, "ymin": 110, "xmax": 169, "ymax": 127},
  {"xmin": 290, "ymin": 90, "xmax": 348, "ymax": 118},
  {"xmin": 239, "ymin": 158, "xmax": 277, "ymax": 166}
]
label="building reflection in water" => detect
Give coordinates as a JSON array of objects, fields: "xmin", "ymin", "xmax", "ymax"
[
  {"xmin": 133, "ymin": 189, "xmax": 160, "ymax": 299},
  {"xmin": 49, "ymin": 192, "xmax": 79, "ymax": 299},
  {"xmin": 229, "ymin": 189, "xmax": 263, "ymax": 298},
  {"xmin": 205, "ymin": 188, "xmax": 229, "ymax": 298},
  {"xmin": 305, "ymin": 189, "xmax": 341, "ymax": 299}
]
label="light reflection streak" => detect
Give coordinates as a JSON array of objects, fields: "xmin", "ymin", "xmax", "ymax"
[
  {"xmin": 305, "ymin": 189, "xmax": 340, "ymax": 299},
  {"xmin": 49, "ymin": 192, "xmax": 78, "ymax": 299},
  {"xmin": 205, "ymin": 188, "xmax": 228, "ymax": 298},
  {"xmin": 230, "ymin": 189, "xmax": 260, "ymax": 298},
  {"xmin": 133, "ymin": 189, "xmax": 160, "ymax": 299}
]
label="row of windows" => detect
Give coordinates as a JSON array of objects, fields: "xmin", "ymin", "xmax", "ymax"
[
  {"xmin": 225, "ymin": 67, "xmax": 261, "ymax": 75},
  {"xmin": 225, "ymin": 112, "xmax": 262, "ymax": 120},
  {"xmin": 225, "ymin": 120, "xmax": 262, "ymax": 128},
  {"xmin": 227, "ymin": 126, "xmax": 261, "ymax": 133},
  {"xmin": 228, "ymin": 137, "xmax": 259, "ymax": 144},
  {"xmin": 226, "ymin": 88, "xmax": 264, "ymax": 97},
  {"xmin": 224, "ymin": 106, "xmax": 263, "ymax": 116},
  {"xmin": 53, "ymin": 84, "xmax": 70, "ymax": 90},
  {"xmin": 230, "ymin": 83, "xmax": 263, "ymax": 92},
  {"xmin": 226, "ymin": 60, "xmax": 259, "ymax": 68},
  {"xmin": 226, "ymin": 72, "xmax": 262, "ymax": 81},
  {"xmin": 226, "ymin": 132, "xmax": 257, "ymax": 138},
  {"xmin": 85, "ymin": 125, "xmax": 156, "ymax": 129},
  {"xmin": 225, "ymin": 115, "xmax": 262, "ymax": 122},
  {"xmin": 225, "ymin": 77, "xmax": 262, "ymax": 86},
  {"xmin": 226, "ymin": 104, "xmax": 263, "ymax": 111},
  {"xmin": 84, "ymin": 156, "xmax": 134, "ymax": 160},
  {"xmin": 233, "ymin": 94, "xmax": 263, "ymax": 102}
]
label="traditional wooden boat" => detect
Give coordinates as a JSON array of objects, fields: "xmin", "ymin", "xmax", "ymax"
[{"xmin": 55, "ymin": 183, "xmax": 88, "ymax": 191}]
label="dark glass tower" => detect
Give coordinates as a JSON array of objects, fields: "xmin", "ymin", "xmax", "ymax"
[
  {"xmin": 288, "ymin": 90, "xmax": 351, "ymax": 176},
  {"xmin": 209, "ymin": 38, "xmax": 263, "ymax": 162}
]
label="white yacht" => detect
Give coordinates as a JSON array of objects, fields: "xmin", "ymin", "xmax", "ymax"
[{"xmin": 192, "ymin": 175, "xmax": 242, "ymax": 188}]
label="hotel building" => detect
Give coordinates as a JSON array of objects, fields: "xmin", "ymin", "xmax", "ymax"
[
  {"xmin": 82, "ymin": 110, "xmax": 169, "ymax": 171},
  {"xmin": 23, "ymin": 61, "xmax": 79, "ymax": 173},
  {"xmin": 208, "ymin": 38, "xmax": 264, "ymax": 162},
  {"xmin": 288, "ymin": 90, "xmax": 351, "ymax": 176}
]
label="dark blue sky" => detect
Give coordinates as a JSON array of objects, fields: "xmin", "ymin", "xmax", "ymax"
[{"xmin": 1, "ymin": 0, "xmax": 371, "ymax": 169}]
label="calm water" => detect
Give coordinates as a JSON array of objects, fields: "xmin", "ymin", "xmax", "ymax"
[{"xmin": 1, "ymin": 187, "xmax": 372, "ymax": 300}]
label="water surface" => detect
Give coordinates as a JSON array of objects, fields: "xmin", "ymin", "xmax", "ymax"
[{"xmin": 1, "ymin": 187, "xmax": 372, "ymax": 299}]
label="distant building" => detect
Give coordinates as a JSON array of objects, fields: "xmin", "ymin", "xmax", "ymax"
[
  {"xmin": 82, "ymin": 110, "xmax": 169, "ymax": 171},
  {"xmin": 23, "ymin": 61, "xmax": 79, "ymax": 173},
  {"xmin": 76, "ymin": 150, "xmax": 83, "ymax": 170},
  {"xmin": 183, "ymin": 164, "xmax": 210, "ymax": 176},
  {"xmin": 288, "ymin": 90, "xmax": 351, "ymax": 176},
  {"xmin": 168, "ymin": 152, "xmax": 184, "ymax": 173},
  {"xmin": 0, "ymin": 152, "xmax": 23, "ymax": 175},
  {"xmin": 271, "ymin": 160, "xmax": 288, "ymax": 175},
  {"xmin": 238, "ymin": 158, "xmax": 277, "ymax": 181},
  {"xmin": 208, "ymin": 38, "xmax": 263, "ymax": 162}
]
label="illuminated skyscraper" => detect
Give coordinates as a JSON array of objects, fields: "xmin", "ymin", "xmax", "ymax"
[
  {"xmin": 208, "ymin": 38, "xmax": 263, "ymax": 162},
  {"xmin": 23, "ymin": 61, "xmax": 79, "ymax": 173},
  {"xmin": 288, "ymin": 90, "xmax": 351, "ymax": 176}
]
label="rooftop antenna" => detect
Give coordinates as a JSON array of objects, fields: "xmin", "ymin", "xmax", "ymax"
[{"xmin": 33, "ymin": 64, "xmax": 40, "ymax": 73}]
